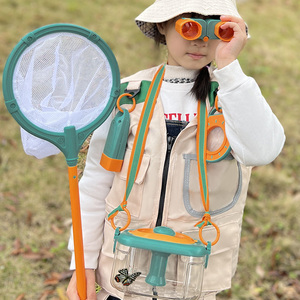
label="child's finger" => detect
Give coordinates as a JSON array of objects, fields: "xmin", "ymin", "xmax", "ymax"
[
  {"xmin": 66, "ymin": 272, "xmax": 81, "ymax": 300},
  {"xmin": 220, "ymin": 15, "xmax": 244, "ymax": 24},
  {"xmin": 220, "ymin": 15, "xmax": 247, "ymax": 35},
  {"xmin": 221, "ymin": 21, "xmax": 241, "ymax": 33},
  {"xmin": 85, "ymin": 270, "xmax": 97, "ymax": 299},
  {"xmin": 220, "ymin": 22, "xmax": 247, "ymax": 42}
]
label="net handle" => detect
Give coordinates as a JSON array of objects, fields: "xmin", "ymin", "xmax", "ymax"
[{"xmin": 68, "ymin": 166, "xmax": 86, "ymax": 300}]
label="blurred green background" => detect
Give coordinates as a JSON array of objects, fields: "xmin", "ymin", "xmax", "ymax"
[{"xmin": 0, "ymin": 0, "xmax": 299, "ymax": 299}]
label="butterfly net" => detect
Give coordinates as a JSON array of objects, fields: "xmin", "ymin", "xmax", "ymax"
[{"xmin": 13, "ymin": 32, "xmax": 113, "ymax": 157}]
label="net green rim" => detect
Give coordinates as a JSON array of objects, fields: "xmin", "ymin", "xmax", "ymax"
[{"xmin": 2, "ymin": 23, "xmax": 120, "ymax": 166}]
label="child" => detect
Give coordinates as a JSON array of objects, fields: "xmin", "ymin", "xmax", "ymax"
[{"xmin": 67, "ymin": 0, "xmax": 285, "ymax": 299}]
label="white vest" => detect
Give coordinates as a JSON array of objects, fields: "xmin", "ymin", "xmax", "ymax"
[{"xmin": 96, "ymin": 65, "xmax": 252, "ymax": 299}]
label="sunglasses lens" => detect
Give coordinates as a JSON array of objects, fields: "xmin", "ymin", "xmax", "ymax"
[{"xmin": 181, "ymin": 21, "xmax": 201, "ymax": 39}]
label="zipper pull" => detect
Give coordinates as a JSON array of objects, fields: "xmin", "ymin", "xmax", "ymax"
[{"xmin": 167, "ymin": 135, "xmax": 175, "ymax": 152}]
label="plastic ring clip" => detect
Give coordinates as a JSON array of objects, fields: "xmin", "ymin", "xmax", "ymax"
[
  {"xmin": 109, "ymin": 206, "xmax": 131, "ymax": 232},
  {"xmin": 117, "ymin": 93, "xmax": 136, "ymax": 113},
  {"xmin": 198, "ymin": 221, "xmax": 220, "ymax": 246}
]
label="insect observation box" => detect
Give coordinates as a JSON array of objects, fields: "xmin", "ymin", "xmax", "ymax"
[{"xmin": 111, "ymin": 226, "xmax": 211, "ymax": 300}]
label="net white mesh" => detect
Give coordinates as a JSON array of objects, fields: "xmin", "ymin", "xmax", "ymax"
[
  {"xmin": 13, "ymin": 32, "xmax": 114, "ymax": 158},
  {"xmin": 21, "ymin": 127, "xmax": 60, "ymax": 158}
]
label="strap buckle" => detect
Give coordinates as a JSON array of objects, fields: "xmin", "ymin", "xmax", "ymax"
[{"xmin": 124, "ymin": 87, "xmax": 140, "ymax": 99}]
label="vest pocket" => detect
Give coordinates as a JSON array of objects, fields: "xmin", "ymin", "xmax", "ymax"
[
  {"xmin": 118, "ymin": 149, "xmax": 150, "ymax": 184},
  {"xmin": 101, "ymin": 217, "xmax": 152, "ymax": 259},
  {"xmin": 106, "ymin": 149, "xmax": 151, "ymax": 218},
  {"xmin": 183, "ymin": 219, "xmax": 241, "ymax": 292},
  {"xmin": 183, "ymin": 154, "xmax": 242, "ymax": 218},
  {"xmin": 102, "ymin": 218, "xmax": 118, "ymax": 259}
]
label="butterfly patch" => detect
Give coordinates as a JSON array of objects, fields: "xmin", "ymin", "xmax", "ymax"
[{"xmin": 114, "ymin": 268, "xmax": 141, "ymax": 286}]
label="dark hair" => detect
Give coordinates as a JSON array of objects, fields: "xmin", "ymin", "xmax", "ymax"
[
  {"xmin": 190, "ymin": 67, "xmax": 211, "ymax": 102},
  {"xmin": 154, "ymin": 24, "xmax": 166, "ymax": 45}
]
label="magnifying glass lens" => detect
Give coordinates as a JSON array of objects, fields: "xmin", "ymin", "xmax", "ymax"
[{"xmin": 182, "ymin": 22, "xmax": 200, "ymax": 39}]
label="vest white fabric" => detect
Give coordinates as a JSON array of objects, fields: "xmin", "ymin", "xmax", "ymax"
[{"xmin": 95, "ymin": 65, "xmax": 252, "ymax": 299}]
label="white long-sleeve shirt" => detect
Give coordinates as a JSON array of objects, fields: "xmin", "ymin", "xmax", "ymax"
[{"xmin": 68, "ymin": 60, "xmax": 285, "ymax": 269}]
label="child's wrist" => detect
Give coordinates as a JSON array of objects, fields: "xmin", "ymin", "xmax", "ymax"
[
  {"xmin": 213, "ymin": 59, "xmax": 248, "ymax": 92},
  {"xmin": 216, "ymin": 58, "xmax": 236, "ymax": 69}
]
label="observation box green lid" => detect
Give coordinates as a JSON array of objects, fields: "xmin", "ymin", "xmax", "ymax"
[{"xmin": 116, "ymin": 227, "xmax": 210, "ymax": 257}]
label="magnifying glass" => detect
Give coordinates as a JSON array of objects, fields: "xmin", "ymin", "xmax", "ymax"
[
  {"xmin": 2, "ymin": 23, "xmax": 120, "ymax": 299},
  {"xmin": 176, "ymin": 18, "xmax": 234, "ymax": 42}
]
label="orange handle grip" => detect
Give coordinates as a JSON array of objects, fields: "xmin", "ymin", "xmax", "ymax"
[
  {"xmin": 68, "ymin": 166, "xmax": 86, "ymax": 300},
  {"xmin": 206, "ymin": 113, "xmax": 230, "ymax": 162}
]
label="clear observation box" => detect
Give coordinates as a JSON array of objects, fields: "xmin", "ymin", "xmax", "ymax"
[{"xmin": 111, "ymin": 226, "xmax": 211, "ymax": 300}]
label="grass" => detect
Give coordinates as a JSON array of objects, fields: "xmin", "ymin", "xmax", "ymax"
[{"xmin": 0, "ymin": 0, "xmax": 299, "ymax": 299}]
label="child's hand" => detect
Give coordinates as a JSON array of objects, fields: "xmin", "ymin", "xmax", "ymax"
[
  {"xmin": 67, "ymin": 269, "xmax": 97, "ymax": 300},
  {"xmin": 215, "ymin": 15, "xmax": 248, "ymax": 69}
]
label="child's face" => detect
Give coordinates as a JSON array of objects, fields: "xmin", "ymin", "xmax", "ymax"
[{"xmin": 157, "ymin": 14, "xmax": 220, "ymax": 69}]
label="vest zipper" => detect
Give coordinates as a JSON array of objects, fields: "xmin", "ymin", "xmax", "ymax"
[{"xmin": 155, "ymin": 134, "xmax": 176, "ymax": 227}]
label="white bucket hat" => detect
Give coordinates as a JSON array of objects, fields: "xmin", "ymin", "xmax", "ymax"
[{"xmin": 136, "ymin": 0, "xmax": 242, "ymax": 43}]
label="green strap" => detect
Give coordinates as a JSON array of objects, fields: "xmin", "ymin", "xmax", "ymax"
[
  {"xmin": 197, "ymin": 100, "xmax": 210, "ymax": 210},
  {"xmin": 198, "ymin": 101, "xmax": 209, "ymax": 206},
  {"xmin": 125, "ymin": 71, "xmax": 211, "ymax": 210},
  {"xmin": 209, "ymin": 81, "xmax": 219, "ymax": 107},
  {"xmin": 125, "ymin": 65, "xmax": 166, "ymax": 202}
]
